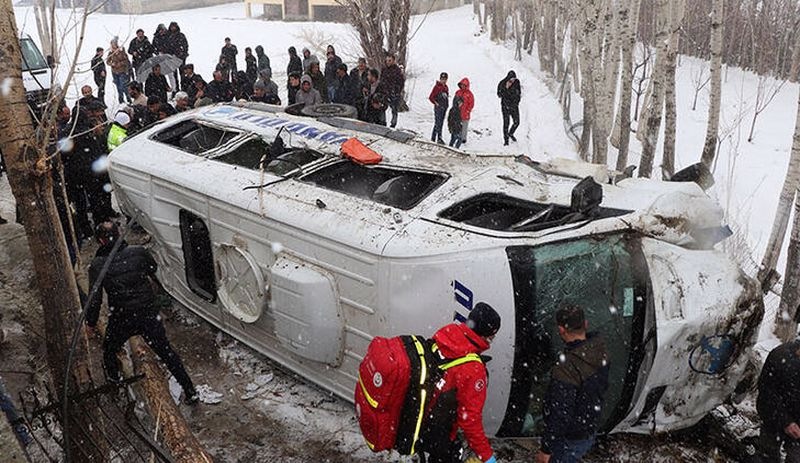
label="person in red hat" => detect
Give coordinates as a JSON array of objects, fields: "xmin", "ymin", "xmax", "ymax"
[{"xmin": 418, "ymin": 302, "xmax": 500, "ymax": 463}]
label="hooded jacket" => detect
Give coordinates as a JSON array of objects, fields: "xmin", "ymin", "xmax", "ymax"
[
  {"xmin": 302, "ymin": 48, "xmax": 319, "ymax": 73},
  {"xmin": 420, "ymin": 323, "xmax": 494, "ymax": 462},
  {"xmin": 497, "ymin": 70, "xmax": 521, "ymax": 109},
  {"xmin": 296, "ymin": 75, "xmax": 323, "ymax": 106},
  {"xmin": 541, "ymin": 333, "xmax": 609, "ymax": 454},
  {"xmin": 287, "ymin": 47, "xmax": 303, "ymax": 75},
  {"xmin": 255, "ymin": 46, "xmax": 271, "ymax": 74},
  {"xmin": 167, "ymin": 22, "xmax": 188, "ymax": 60},
  {"xmin": 152, "ymin": 24, "xmax": 169, "ymax": 54},
  {"xmin": 455, "ymin": 78, "xmax": 474, "ymax": 121}
]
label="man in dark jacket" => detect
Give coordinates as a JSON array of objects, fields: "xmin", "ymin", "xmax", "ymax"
[
  {"xmin": 86, "ymin": 222, "xmax": 197, "ymax": 404},
  {"xmin": 181, "ymin": 64, "xmax": 202, "ymax": 105},
  {"xmin": 429, "ymin": 72, "xmax": 449, "ymax": 144},
  {"xmin": 128, "ymin": 29, "xmax": 154, "ymax": 81},
  {"xmin": 287, "ymin": 46, "xmax": 303, "ymax": 76},
  {"xmin": 287, "ymin": 72, "xmax": 301, "ymax": 105},
  {"xmin": 221, "ymin": 37, "xmax": 238, "ymax": 74},
  {"xmin": 245, "ymin": 47, "xmax": 258, "ymax": 84},
  {"xmin": 497, "ymin": 70, "xmax": 521, "ymax": 146},
  {"xmin": 91, "ymin": 47, "xmax": 107, "ymax": 103},
  {"xmin": 381, "ymin": 53, "xmax": 405, "ymax": 128},
  {"xmin": 756, "ymin": 340, "xmax": 800, "ymax": 462},
  {"xmin": 537, "ymin": 305, "xmax": 609, "ymax": 463},
  {"xmin": 331, "ymin": 63, "xmax": 356, "ymax": 106},
  {"xmin": 323, "ymin": 44, "xmax": 343, "ymax": 101},
  {"xmin": 167, "ymin": 22, "xmax": 188, "ymax": 94},
  {"xmin": 418, "ymin": 302, "xmax": 500, "ymax": 463},
  {"xmin": 152, "ymin": 24, "xmax": 169, "ymax": 54},
  {"xmin": 145, "ymin": 64, "xmax": 170, "ymax": 104},
  {"xmin": 206, "ymin": 70, "xmax": 233, "ymax": 103}
]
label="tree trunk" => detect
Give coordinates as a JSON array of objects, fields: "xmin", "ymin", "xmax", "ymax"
[
  {"xmin": 775, "ymin": 187, "xmax": 800, "ymax": 341},
  {"xmin": 130, "ymin": 337, "xmax": 212, "ymax": 463},
  {"xmin": 0, "ymin": 2, "xmax": 104, "ymax": 461},
  {"xmin": 614, "ymin": 0, "xmax": 641, "ymax": 171},
  {"xmin": 790, "ymin": 23, "xmax": 800, "ymax": 82},
  {"xmin": 700, "ymin": 0, "xmax": 724, "ymax": 169},
  {"xmin": 759, "ymin": 88, "xmax": 800, "ymax": 290},
  {"xmin": 638, "ymin": 0, "xmax": 670, "ymax": 178},
  {"xmin": 661, "ymin": 0, "xmax": 685, "ymax": 180}
]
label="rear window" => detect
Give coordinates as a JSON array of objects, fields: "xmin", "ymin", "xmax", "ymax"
[
  {"xmin": 439, "ymin": 193, "xmax": 629, "ymax": 232},
  {"xmin": 299, "ymin": 160, "xmax": 448, "ymax": 210},
  {"xmin": 151, "ymin": 120, "xmax": 240, "ymax": 154}
]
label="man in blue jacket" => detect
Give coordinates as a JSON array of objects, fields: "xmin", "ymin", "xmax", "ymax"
[{"xmin": 536, "ymin": 305, "xmax": 609, "ymax": 463}]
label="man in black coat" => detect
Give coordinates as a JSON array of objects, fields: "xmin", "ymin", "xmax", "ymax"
[
  {"xmin": 86, "ymin": 222, "xmax": 198, "ymax": 404},
  {"xmin": 756, "ymin": 340, "xmax": 800, "ymax": 462},
  {"xmin": 128, "ymin": 29, "xmax": 154, "ymax": 81},
  {"xmin": 331, "ymin": 63, "xmax": 356, "ymax": 106},
  {"xmin": 145, "ymin": 64, "xmax": 170, "ymax": 104},
  {"xmin": 181, "ymin": 64, "xmax": 202, "ymax": 105},
  {"xmin": 380, "ymin": 53, "xmax": 405, "ymax": 128},
  {"xmin": 206, "ymin": 70, "xmax": 233, "ymax": 103},
  {"xmin": 287, "ymin": 46, "xmax": 302, "ymax": 76},
  {"xmin": 91, "ymin": 47, "xmax": 107, "ymax": 103},
  {"xmin": 497, "ymin": 70, "xmax": 521, "ymax": 146},
  {"xmin": 536, "ymin": 305, "xmax": 609, "ymax": 463},
  {"xmin": 167, "ymin": 22, "xmax": 189, "ymax": 95}
]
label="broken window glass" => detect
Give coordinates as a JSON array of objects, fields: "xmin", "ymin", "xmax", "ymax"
[
  {"xmin": 439, "ymin": 193, "xmax": 630, "ymax": 232},
  {"xmin": 299, "ymin": 160, "xmax": 448, "ymax": 210},
  {"xmin": 151, "ymin": 120, "xmax": 241, "ymax": 154},
  {"xmin": 501, "ymin": 233, "xmax": 647, "ymax": 437}
]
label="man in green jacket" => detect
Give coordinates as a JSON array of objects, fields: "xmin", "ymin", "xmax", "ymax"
[{"xmin": 107, "ymin": 111, "xmax": 130, "ymax": 152}]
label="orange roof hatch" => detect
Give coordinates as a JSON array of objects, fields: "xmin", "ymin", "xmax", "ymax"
[{"xmin": 341, "ymin": 137, "xmax": 382, "ymax": 165}]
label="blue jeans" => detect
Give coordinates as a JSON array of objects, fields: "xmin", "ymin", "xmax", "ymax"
[
  {"xmin": 432, "ymin": 106, "xmax": 446, "ymax": 142},
  {"xmin": 549, "ymin": 436, "xmax": 595, "ymax": 463},
  {"xmin": 449, "ymin": 132, "xmax": 461, "ymax": 149},
  {"xmin": 113, "ymin": 72, "xmax": 130, "ymax": 103}
]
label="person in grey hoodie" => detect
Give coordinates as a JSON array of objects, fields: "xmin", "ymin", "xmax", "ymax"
[
  {"xmin": 302, "ymin": 47, "xmax": 319, "ymax": 74},
  {"xmin": 295, "ymin": 74, "xmax": 323, "ymax": 107}
]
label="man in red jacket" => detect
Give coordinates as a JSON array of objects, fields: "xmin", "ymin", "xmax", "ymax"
[
  {"xmin": 455, "ymin": 78, "xmax": 475, "ymax": 145},
  {"xmin": 429, "ymin": 72, "xmax": 449, "ymax": 144},
  {"xmin": 419, "ymin": 302, "xmax": 500, "ymax": 463}
]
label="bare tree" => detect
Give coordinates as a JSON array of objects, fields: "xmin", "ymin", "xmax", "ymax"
[
  {"xmin": 661, "ymin": 0, "xmax": 686, "ymax": 179},
  {"xmin": 748, "ymin": 75, "xmax": 786, "ymax": 142},
  {"xmin": 759, "ymin": 98, "xmax": 800, "ymax": 291},
  {"xmin": 775, "ymin": 185, "xmax": 800, "ymax": 341},
  {"xmin": 613, "ymin": 0, "xmax": 642, "ymax": 171},
  {"xmin": 631, "ymin": 43, "xmax": 652, "ymax": 122},
  {"xmin": 637, "ymin": 0, "xmax": 670, "ymax": 178},
  {"xmin": 689, "ymin": 63, "xmax": 711, "ymax": 111},
  {"xmin": 0, "ymin": 1, "xmax": 105, "ymax": 460},
  {"xmin": 700, "ymin": 0, "xmax": 724, "ymax": 169}
]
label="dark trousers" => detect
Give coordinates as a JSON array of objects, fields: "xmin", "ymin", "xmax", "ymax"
[
  {"xmin": 103, "ymin": 313, "xmax": 195, "ymax": 395},
  {"xmin": 388, "ymin": 95, "xmax": 400, "ymax": 128},
  {"xmin": 420, "ymin": 439, "xmax": 462, "ymax": 463},
  {"xmin": 432, "ymin": 107, "xmax": 446, "ymax": 142},
  {"xmin": 502, "ymin": 105, "xmax": 520, "ymax": 142},
  {"xmin": 756, "ymin": 429, "xmax": 800, "ymax": 463},
  {"xmin": 95, "ymin": 78, "xmax": 106, "ymax": 103}
]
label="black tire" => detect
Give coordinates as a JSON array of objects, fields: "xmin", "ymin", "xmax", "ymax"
[{"xmin": 300, "ymin": 103, "xmax": 358, "ymax": 119}]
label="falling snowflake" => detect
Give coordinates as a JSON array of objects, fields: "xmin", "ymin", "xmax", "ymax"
[
  {"xmin": 0, "ymin": 78, "xmax": 12, "ymax": 97},
  {"xmin": 271, "ymin": 242, "xmax": 284, "ymax": 254},
  {"xmin": 57, "ymin": 137, "xmax": 74, "ymax": 153},
  {"xmin": 92, "ymin": 155, "xmax": 109, "ymax": 174}
]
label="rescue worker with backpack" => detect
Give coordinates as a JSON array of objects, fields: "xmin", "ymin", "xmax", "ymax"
[
  {"xmin": 418, "ymin": 302, "xmax": 500, "ymax": 463},
  {"xmin": 355, "ymin": 302, "xmax": 500, "ymax": 463}
]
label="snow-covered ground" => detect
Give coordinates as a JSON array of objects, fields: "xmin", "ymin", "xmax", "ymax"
[{"xmin": 6, "ymin": 2, "xmax": 799, "ymax": 461}]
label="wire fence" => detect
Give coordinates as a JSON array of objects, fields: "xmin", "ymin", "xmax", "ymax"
[{"xmin": 16, "ymin": 373, "xmax": 175, "ymax": 463}]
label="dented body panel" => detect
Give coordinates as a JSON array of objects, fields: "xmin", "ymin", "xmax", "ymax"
[{"xmin": 108, "ymin": 103, "xmax": 763, "ymax": 437}]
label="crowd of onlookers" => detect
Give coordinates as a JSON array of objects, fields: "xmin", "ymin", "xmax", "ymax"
[{"xmin": 88, "ymin": 26, "xmax": 410, "ymax": 132}]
